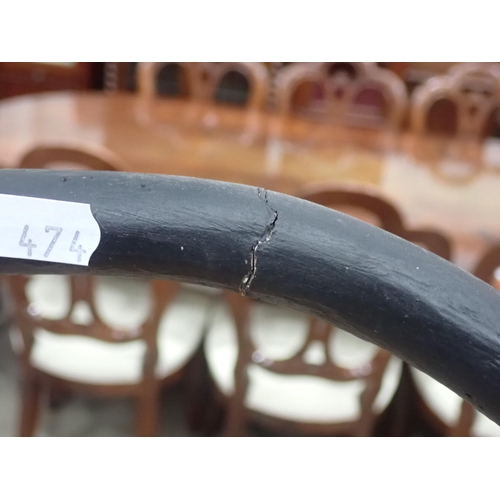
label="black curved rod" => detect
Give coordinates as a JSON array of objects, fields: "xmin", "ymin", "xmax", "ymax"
[{"xmin": 1, "ymin": 169, "xmax": 499, "ymax": 424}]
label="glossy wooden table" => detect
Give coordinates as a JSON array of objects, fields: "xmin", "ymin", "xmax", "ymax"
[{"xmin": 1, "ymin": 90, "xmax": 500, "ymax": 272}]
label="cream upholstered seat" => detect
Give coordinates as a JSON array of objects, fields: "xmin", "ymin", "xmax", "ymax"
[
  {"xmin": 10, "ymin": 144, "xmax": 219, "ymax": 436},
  {"xmin": 200, "ymin": 185, "xmax": 449, "ymax": 435},
  {"xmin": 10, "ymin": 275, "xmax": 213, "ymax": 386},
  {"xmin": 204, "ymin": 300, "xmax": 402, "ymax": 425},
  {"xmin": 411, "ymin": 368, "xmax": 500, "ymax": 437}
]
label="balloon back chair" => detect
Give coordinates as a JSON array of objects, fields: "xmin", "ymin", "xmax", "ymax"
[
  {"xmin": 6, "ymin": 145, "xmax": 214, "ymax": 436},
  {"xmin": 274, "ymin": 62, "xmax": 408, "ymax": 130},
  {"xmin": 137, "ymin": 62, "xmax": 269, "ymax": 110},
  {"xmin": 202, "ymin": 183, "xmax": 451, "ymax": 436},
  {"xmin": 410, "ymin": 62, "xmax": 500, "ymax": 141}
]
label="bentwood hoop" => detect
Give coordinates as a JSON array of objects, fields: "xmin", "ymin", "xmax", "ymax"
[{"xmin": 0, "ymin": 169, "xmax": 499, "ymax": 424}]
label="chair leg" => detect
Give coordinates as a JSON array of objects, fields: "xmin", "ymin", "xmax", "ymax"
[
  {"xmin": 386, "ymin": 364, "xmax": 414, "ymax": 437},
  {"xmin": 183, "ymin": 346, "xmax": 225, "ymax": 436},
  {"xmin": 19, "ymin": 377, "xmax": 42, "ymax": 437},
  {"xmin": 449, "ymin": 400, "xmax": 476, "ymax": 437},
  {"xmin": 224, "ymin": 404, "xmax": 246, "ymax": 436},
  {"xmin": 224, "ymin": 384, "xmax": 248, "ymax": 437},
  {"xmin": 222, "ymin": 344, "xmax": 250, "ymax": 437},
  {"xmin": 48, "ymin": 385, "xmax": 71, "ymax": 410},
  {"xmin": 135, "ymin": 384, "xmax": 159, "ymax": 437}
]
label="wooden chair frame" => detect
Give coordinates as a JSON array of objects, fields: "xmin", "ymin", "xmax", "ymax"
[
  {"xmin": 220, "ymin": 183, "xmax": 451, "ymax": 436},
  {"xmin": 275, "ymin": 62, "xmax": 408, "ymax": 129},
  {"xmin": 198, "ymin": 62, "xmax": 269, "ymax": 111},
  {"xmin": 411, "ymin": 62, "xmax": 500, "ymax": 140},
  {"xmin": 137, "ymin": 62, "xmax": 202, "ymax": 100},
  {"xmin": 137, "ymin": 62, "xmax": 269, "ymax": 111},
  {"xmin": 9, "ymin": 145, "xmax": 185, "ymax": 436},
  {"xmin": 9, "ymin": 275, "xmax": 181, "ymax": 437}
]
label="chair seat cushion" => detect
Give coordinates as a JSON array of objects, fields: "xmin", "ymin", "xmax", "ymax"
[
  {"xmin": 411, "ymin": 368, "xmax": 500, "ymax": 437},
  {"xmin": 11, "ymin": 276, "xmax": 213, "ymax": 385},
  {"xmin": 204, "ymin": 301, "xmax": 402, "ymax": 424}
]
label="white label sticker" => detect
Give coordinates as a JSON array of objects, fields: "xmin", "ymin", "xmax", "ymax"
[{"xmin": 0, "ymin": 194, "xmax": 101, "ymax": 266}]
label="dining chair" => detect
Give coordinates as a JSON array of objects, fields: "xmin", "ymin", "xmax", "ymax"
[
  {"xmin": 20, "ymin": 144, "xmax": 222, "ymax": 299},
  {"xmin": 274, "ymin": 62, "xmax": 408, "ymax": 130},
  {"xmin": 7, "ymin": 145, "xmax": 214, "ymax": 436},
  {"xmin": 410, "ymin": 62, "xmax": 500, "ymax": 141},
  {"xmin": 409, "ymin": 245, "xmax": 500, "ymax": 437},
  {"xmin": 137, "ymin": 62, "xmax": 269, "ymax": 142},
  {"xmin": 137, "ymin": 62, "xmax": 202, "ymax": 100},
  {"xmin": 196, "ymin": 62, "xmax": 269, "ymax": 111},
  {"xmin": 137, "ymin": 62, "xmax": 269, "ymax": 111},
  {"xmin": 9, "ymin": 275, "xmax": 213, "ymax": 437},
  {"xmin": 202, "ymin": 183, "xmax": 451, "ymax": 436}
]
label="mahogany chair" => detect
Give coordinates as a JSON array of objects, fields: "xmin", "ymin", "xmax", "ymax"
[
  {"xmin": 137, "ymin": 62, "xmax": 202, "ymax": 100},
  {"xmin": 9, "ymin": 276, "xmax": 211, "ymax": 437},
  {"xmin": 137, "ymin": 62, "xmax": 269, "ymax": 111},
  {"xmin": 197, "ymin": 62, "xmax": 269, "ymax": 111},
  {"xmin": 137, "ymin": 62, "xmax": 269, "ymax": 142},
  {"xmin": 274, "ymin": 62, "xmax": 408, "ymax": 130},
  {"xmin": 409, "ymin": 245, "xmax": 500, "ymax": 436},
  {"xmin": 202, "ymin": 183, "xmax": 451, "ymax": 436},
  {"xmin": 7, "ymin": 145, "xmax": 214, "ymax": 436},
  {"xmin": 410, "ymin": 63, "xmax": 500, "ymax": 141}
]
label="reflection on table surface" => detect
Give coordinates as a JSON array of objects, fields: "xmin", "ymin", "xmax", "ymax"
[{"xmin": 1, "ymin": 91, "xmax": 499, "ymax": 272}]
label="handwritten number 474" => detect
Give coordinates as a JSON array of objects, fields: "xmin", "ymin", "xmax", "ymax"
[
  {"xmin": 19, "ymin": 225, "xmax": 37, "ymax": 257},
  {"xmin": 70, "ymin": 231, "xmax": 87, "ymax": 262},
  {"xmin": 19, "ymin": 225, "xmax": 86, "ymax": 262}
]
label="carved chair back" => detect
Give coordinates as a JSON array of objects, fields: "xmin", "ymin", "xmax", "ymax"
[
  {"xmin": 223, "ymin": 184, "xmax": 451, "ymax": 436},
  {"xmin": 275, "ymin": 62, "xmax": 408, "ymax": 129},
  {"xmin": 8, "ymin": 145, "xmax": 194, "ymax": 436},
  {"xmin": 197, "ymin": 62, "xmax": 269, "ymax": 110},
  {"xmin": 12, "ymin": 144, "xmax": 179, "ymax": 384},
  {"xmin": 9, "ymin": 275, "xmax": 179, "ymax": 378},
  {"xmin": 137, "ymin": 62, "xmax": 269, "ymax": 111},
  {"xmin": 300, "ymin": 184, "xmax": 451, "ymax": 259},
  {"xmin": 475, "ymin": 245, "xmax": 500, "ymax": 288},
  {"xmin": 137, "ymin": 62, "xmax": 202, "ymax": 100},
  {"xmin": 411, "ymin": 63, "xmax": 500, "ymax": 140}
]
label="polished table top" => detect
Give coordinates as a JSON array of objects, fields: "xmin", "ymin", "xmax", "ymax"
[{"xmin": 1, "ymin": 90, "xmax": 500, "ymax": 272}]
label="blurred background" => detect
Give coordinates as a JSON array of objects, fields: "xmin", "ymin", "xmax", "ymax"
[{"xmin": 0, "ymin": 61, "xmax": 499, "ymax": 437}]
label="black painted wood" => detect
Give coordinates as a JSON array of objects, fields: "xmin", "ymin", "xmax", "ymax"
[{"xmin": 1, "ymin": 169, "xmax": 499, "ymax": 424}]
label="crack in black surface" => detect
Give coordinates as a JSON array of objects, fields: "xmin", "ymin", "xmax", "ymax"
[{"xmin": 239, "ymin": 188, "xmax": 278, "ymax": 295}]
